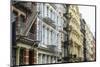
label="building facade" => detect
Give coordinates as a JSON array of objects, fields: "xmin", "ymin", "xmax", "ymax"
[
  {"xmin": 80, "ymin": 15, "xmax": 86, "ymax": 61},
  {"xmin": 64, "ymin": 5, "xmax": 84, "ymax": 62},
  {"xmin": 36, "ymin": 3, "xmax": 64, "ymax": 64},
  {"xmin": 85, "ymin": 24, "xmax": 95, "ymax": 61},
  {"xmin": 11, "ymin": 1, "xmax": 96, "ymax": 66},
  {"xmin": 12, "ymin": 2, "xmax": 39, "ymax": 65},
  {"xmin": 92, "ymin": 37, "xmax": 96, "ymax": 61},
  {"xmin": 11, "ymin": 2, "xmax": 67, "ymax": 65},
  {"xmin": 80, "ymin": 15, "xmax": 96, "ymax": 62}
]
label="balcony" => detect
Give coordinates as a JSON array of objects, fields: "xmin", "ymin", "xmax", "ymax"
[
  {"xmin": 47, "ymin": 45, "xmax": 58, "ymax": 53},
  {"xmin": 43, "ymin": 17, "xmax": 56, "ymax": 29},
  {"xmin": 27, "ymin": 32, "xmax": 37, "ymax": 41},
  {"xmin": 18, "ymin": 32, "xmax": 39, "ymax": 46}
]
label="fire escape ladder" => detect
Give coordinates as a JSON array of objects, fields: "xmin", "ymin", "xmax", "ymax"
[{"xmin": 23, "ymin": 12, "xmax": 39, "ymax": 36}]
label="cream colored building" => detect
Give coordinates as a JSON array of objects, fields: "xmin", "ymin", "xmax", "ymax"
[{"xmin": 66, "ymin": 5, "xmax": 84, "ymax": 62}]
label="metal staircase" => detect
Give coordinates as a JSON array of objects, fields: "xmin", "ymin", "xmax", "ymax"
[{"xmin": 23, "ymin": 11, "xmax": 39, "ymax": 36}]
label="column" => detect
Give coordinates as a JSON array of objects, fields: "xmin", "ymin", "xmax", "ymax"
[
  {"xmin": 38, "ymin": 53, "xmax": 41, "ymax": 64},
  {"xmin": 40, "ymin": 54, "xmax": 43, "ymax": 64},
  {"xmin": 54, "ymin": 57, "xmax": 56, "ymax": 63},
  {"xmin": 52, "ymin": 57, "xmax": 55, "ymax": 63},
  {"xmin": 16, "ymin": 47, "xmax": 20, "ymax": 65},
  {"xmin": 38, "ymin": 53, "xmax": 43, "ymax": 64},
  {"xmin": 34, "ymin": 49, "xmax": 37, "ymax": 64},
  {"xmin": 38, "ymin": 54, "xmax": 40, "ymax": 64},
  {"xmin": 36, "ymin": 50, "xmax": 38, "ymax": 64},
  {"xmin": 55, "ymin": 57, "xmax": 58, "ymax": 63}
]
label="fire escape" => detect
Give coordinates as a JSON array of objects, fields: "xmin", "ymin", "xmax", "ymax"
[
  {"xmin": 62, "ymin": 5, "xmax": 74, "ymax": 63},
  {"xmin": 12, "ymin": 2, "xmax": 40, "ymax": 66},
  {"xmin": 15, "ymin": 2, "xmax": 40, "ymax": 46}
]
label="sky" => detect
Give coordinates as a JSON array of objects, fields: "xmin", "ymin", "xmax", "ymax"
[{"xmin": 78, "ymin": 5, "xmax": 95, "ymax": 37}]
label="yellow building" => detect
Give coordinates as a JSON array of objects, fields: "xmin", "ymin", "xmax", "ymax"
[{"xmin": 66, "ymin": 5, "xmax": 84, "ymax": 62}]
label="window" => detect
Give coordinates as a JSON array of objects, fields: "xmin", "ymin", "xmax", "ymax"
[
  {"xmin": 39, "ymin": 3, "xmax": 42, "ymax": 17},
  {"xmin": 57, "ymin": 16, "xmax": 58, "ymax": 25},
  {"xmin": 54, "ymin": 33, "xmax": 56, "ymax": 45},
  {"xmin": 48, "ymin": 7, "xmax": 50, "ymax": 18},
  {"xmin": 57, "ymin": 34, "xmax": 59, "ymax": 46},
  {"xmin": 58, "ymin": 17, "xmax": 61, "ymax": 26},
  {"xmin": 52, "ymin": 11, "xmax": 55, "ymax": 22},
  {"xmin": 49, "ymin": 30, "xmax": 51, "ymax": 45},
  {"xmin": 43, "ymin": 3, "xmax": 45, "ymax": 17},
  {"xmin": 41, "ymin": 3, "xmax": 44, "ymax": 17},
  {"xmin": 37, "ymin": 3, "xmax": 40, "ymax": 12},
  {"xmin": 38, "ymin": 20, "xmax": 42, "ymax": 41},
  {"xmin": 45, "ymin": 5, "xmax": 47, "ymax": 17},
  {"xmin": 38, "ymin": 54, "xmax": 41, "ymax": 64},
  {"xmin": 50, "ymin": 9, "xmax": 52, "ymax": 19},
  {"xmin": 51, "ymin": 31, "xmax": 54, "ymax": 45},
  {"xmin": 45, "ymin": 27, "xmax": 47, "ymax": 44},
  {"xmin": 47, "ymin": 28, "xmax": 49, "ymax": 45},
  {"xmin": 47, "ymin": 6, "xmax": 49, "ymax": 17},
  {"xmin": 42, "ymin": 54, "xmax": 45, "ymax": 64},
  {"xmin": 39, "ymin": 3, "xmax": 43, "ymax": 17},
  {"xmin": 43, "ymin": 26, "xmax": 45, "ymax": 44},
  {"xmin": 51, "ymin": 30, "xmax": 53, "ymax": 45}
]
